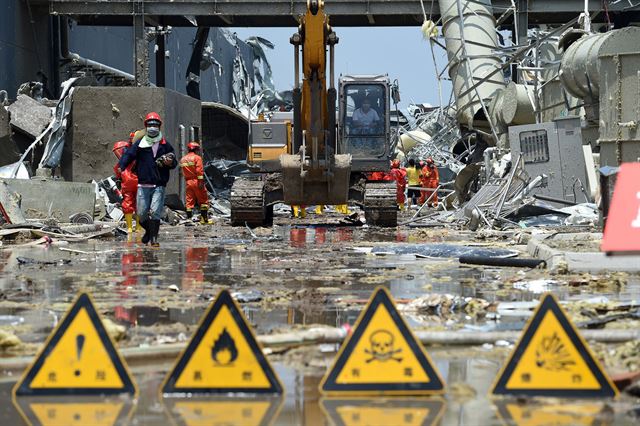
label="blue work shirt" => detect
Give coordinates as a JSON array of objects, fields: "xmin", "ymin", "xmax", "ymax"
[{"xmin": 119, "ymin": 138, "xmax": 177, "ymax": 187}]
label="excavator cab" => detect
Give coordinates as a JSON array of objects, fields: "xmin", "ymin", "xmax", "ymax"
[{"xmin": 338, "ymin": 75, "xmax": 392, "ymax": 171}]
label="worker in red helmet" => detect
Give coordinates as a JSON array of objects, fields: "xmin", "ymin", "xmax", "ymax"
[
  {"xmin": 112, "ymin": 138, "xmax": 139, "ymax": 233},
  {"xmin": 389, "ymin": 159, "xmax": 407, "ymax": 210},
  {"xmin": 419, "ymin": 157, "xmax": 439, "ymax": 207},
  {"xmin": 180, "ymin": 141, "xmax": 211, "ymax": 224},
  {"xmin": 119, "ymin": 112, "xmax": 177, "ymax": 246}
]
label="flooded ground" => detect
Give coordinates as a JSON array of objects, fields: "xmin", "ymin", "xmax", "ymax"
[{"xmin": 1, "ymin": 211, "xmax": 639, "ymax": 425}]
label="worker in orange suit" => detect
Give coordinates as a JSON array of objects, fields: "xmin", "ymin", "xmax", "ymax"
[
  {"xmin": 180, "ymin": 141, "xmax": 211, "ymax": 224},
  {"xmin": 419, "ymin": 157, "xmax": 439, "ymax": 207},
  {"xmin": 389, "ymin": 159, "xmax": 407, "ymax": 210},
  {"xmin": 112, "ymin": 133, "xmax": 138, "ymax": 233}
]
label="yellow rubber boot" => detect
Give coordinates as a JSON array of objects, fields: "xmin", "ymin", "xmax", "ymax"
[
  {"xmin": 135, "ymin": 215, "xmax": 143, "ymax": 233},
  {"xmin": 315, "ymin": 205, "xmax": 324, "ymax": 215},
  {"xmin": 398, "ymin": 203, "xmax": 405, "ymax": 211},
  {"xmin": 293, "ymin": 205, "xmax": 300, "ymax": 218},
  {"xmin": 124, "ymin": 213, "xmax": 133, "ymax": 233}
]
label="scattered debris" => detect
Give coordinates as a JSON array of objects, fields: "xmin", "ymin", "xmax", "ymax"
[
  {"xmin": 0, "ymin": 330, "xmax": 22, "ymax": 349},
  {"xmin": 6, "ymin": 94, "xmax": 52, "ymax": 139}
]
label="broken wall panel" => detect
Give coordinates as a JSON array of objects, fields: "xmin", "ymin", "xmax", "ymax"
[
  {"xmin": 7, "ymin": 95, "xmax": 52, "ymax": 139},
  {"xmin": 0, "ymin": 178, "xmax": 94, "ymax": 222},
  {"xmin": 63, "ymin": 87, "xmax": 201, "ymax": 199}
]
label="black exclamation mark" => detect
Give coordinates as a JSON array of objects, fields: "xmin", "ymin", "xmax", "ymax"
[{"xmin": 74, "ymin": 334, "xmax": 85, "ymax": 377}]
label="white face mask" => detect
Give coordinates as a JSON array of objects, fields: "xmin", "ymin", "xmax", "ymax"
[{"xmin": 146, "ymin": 127, "xmax": 160, "ymax": 138}]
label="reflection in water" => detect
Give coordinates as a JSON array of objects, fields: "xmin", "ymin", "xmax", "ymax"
[
  {"xmin": 13, "ymin": 397, "xmax": 134, "ymax": 426},
  {"xmin": 182, "ymin": 247, "xmax": 208, "ymax": 291},
  {"xmin": 163, "ymin": 397, "xmax": 283, "ymax": 426},
  {"xmin": 321, "ymin": 398, "xmax": 446, "ymax": 426},
  {"xmin": 289, "ymin": 228, "xmax": 307, "ymax": 248},
  {"xmin": 494, "ymin": 401, "xmax": 610, "ymax": 426}
]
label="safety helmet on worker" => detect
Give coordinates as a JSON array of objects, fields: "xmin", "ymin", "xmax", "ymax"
[
  {"xmin": 187, "ymin": 141, "xmax": 201, "ymax": 152},
  {"xmin": 426, "ymin": 157, "xmax": 434, "ymax": 165},
  {"xmin": 391, "ymin": 159, "xmax": 400, "ymax": 169},
  {"xmin": 144, "ymin": 112, "xmax": 162, "ymax": 127},
  {"xmin": 112, "ymin": 141, "xmax": 129, "ymax": 159}
]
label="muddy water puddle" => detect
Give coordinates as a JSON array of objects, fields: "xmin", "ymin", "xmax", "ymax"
[{"xmin": 1, "ymin": 224, "xmax": 639, "ymax": 343}]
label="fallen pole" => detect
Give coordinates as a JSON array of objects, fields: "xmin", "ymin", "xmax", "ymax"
[
  {"xmin": 459, "ymin": 255, "xmax": 546, "ymax": 268},
  {"xmin": 1, "ymin": 328, "xmax": 638, "ymax": 375}
]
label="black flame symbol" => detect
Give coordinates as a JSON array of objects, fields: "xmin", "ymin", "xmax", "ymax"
[{"xmin": 211, "ymin": 328, "xmax": 238, "ymax": 365}]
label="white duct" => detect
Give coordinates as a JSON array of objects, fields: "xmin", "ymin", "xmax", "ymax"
[
  {"xmin": 560, "ymin": 32, "xmax": 614, "ymax": 100},
  {"xmin": 439, "ymin": 0, "xmax": 506, "ymax": 128}
]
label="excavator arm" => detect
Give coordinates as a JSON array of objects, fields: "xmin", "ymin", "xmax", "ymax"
[{"xmin": 290, "ymin": 0, "xmax": 338, "ymax": 166}]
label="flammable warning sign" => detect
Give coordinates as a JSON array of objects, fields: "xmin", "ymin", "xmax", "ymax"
[
  {"xmin": 491, "ymin": 293, "xmax": 618, "ymax": 398},
  {"xmin": 319, "ymin": 286, "xmax": 445, "ymax": 396},
  {"xmin": 161, "ymin": 289, "xmax": 283, "ymax": 395},
  {"xmin": 12, "ymin": 293, "xmax": 137, "ymax": 397}
]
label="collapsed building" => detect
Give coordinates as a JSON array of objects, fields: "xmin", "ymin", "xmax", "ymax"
[{"xmin": 394, "ymin": 0, "xmax": 640, "ymax": 230}]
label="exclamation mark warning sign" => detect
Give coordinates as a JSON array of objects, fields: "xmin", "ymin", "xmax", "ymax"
[
  {"xmin": 74, "ymin": 334, "xmax": 85, "ymax": 377},
  {"xmin": 13, "ymin": 293, "xmax": 137, "ymax": 396}
]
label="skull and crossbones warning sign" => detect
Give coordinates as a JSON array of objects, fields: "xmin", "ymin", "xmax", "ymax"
[{"xmin": 364, "ymin": 330, "xmax": 403, "ymax": 363}]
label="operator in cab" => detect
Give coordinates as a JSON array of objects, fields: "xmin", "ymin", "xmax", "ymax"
[{"xmin": 352, "ymin": 97, "xmax": 380, "ymax": 132}]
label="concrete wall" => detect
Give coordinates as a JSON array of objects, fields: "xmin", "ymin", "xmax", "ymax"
[{"xmin": 63, "ymin": 87, "xmax": 201, "ymax": 199}]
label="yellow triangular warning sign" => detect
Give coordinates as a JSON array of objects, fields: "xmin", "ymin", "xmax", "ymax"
[
  {"xmin": 320, "ymin": 398, "xmax": 446, "ymax": 426},
  {"xmin": 12, "ymin": 293, "xmax": 137, "ymax": 397},
  {"xmin": 491, "ymin": 293, "xmax": 618, "ymax": 398},
  {"xmin": 164, "ymin": 397, "xmax": 283, "ymax": 426},
  {"xmin": 495, "ymin": 401, "xmax": 607, "ymax": 426},
  {"xmin": 161, "ymin": 289, "xmax": 283, "ymax": 395},
  {"xmin": 14, "ymin": 397, "xmax": 134, "ymax": 426},
  {"xmin": 319, "ymin": 286, "xmax": 445, "ymax": 396}
]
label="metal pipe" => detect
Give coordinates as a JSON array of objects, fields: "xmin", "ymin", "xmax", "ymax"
[
  {"xmin": 533, "ymin": 193, "xmax": 579, "ymax": 206},
  {"xmin": 60, "ymin": 17, "xmax": 136, "ymax": 82}
]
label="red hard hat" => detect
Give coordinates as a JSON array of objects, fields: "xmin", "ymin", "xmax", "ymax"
[
  {"xmin": 391, "ymin": 159, "xmax": 400, "ymax": 169},
  {"xmin": 426, "ymin": 157, "xmax": 434, "ymax": 164},
  {"xmin": 128, "ymin": 131, "xmax": 136, "ymax": 143},
  {"xmin": 144, "ymin": 112, "xmax": 162, "ymax": 126},
  {"xmin": 112, "ymin": 141, "xmax": 129, "ymax": 159},
  {"xmin": 187, "ymin": 141, "xmax": 201, "ymax": 151}
]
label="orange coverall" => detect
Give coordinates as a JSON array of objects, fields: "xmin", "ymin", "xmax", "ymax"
[
  {"xmin": 113, "ymin": 161, "xmax": 138, "ymax": 214},
  {"xmin": 389, "ymin": 167, "xmax": 407, "ymax": 205},
  {"xmin": 180, "ymin": 152, "xmax": 208, "ymax": 211},
  {"xmin": 419, "ymin": 164, "xmax": 439, "ymax": 206}
]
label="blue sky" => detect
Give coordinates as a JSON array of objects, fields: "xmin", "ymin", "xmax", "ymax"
[{"xmin": 233, "ymin": 26, "xmax": 452, "ymax": 111}]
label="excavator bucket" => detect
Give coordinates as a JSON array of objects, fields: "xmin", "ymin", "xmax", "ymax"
[{"xmin": 280, "ymin": 153, "xmax": 351, "ymax": 205}]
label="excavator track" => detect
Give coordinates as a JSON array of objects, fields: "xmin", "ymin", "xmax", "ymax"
[
  {"xmin": 230, "ymin": 177, "xmax": 271, "ymax": 227},
  {"xmin": 363, "ymin": 182, "xmax": 398, "ymax": 227}
]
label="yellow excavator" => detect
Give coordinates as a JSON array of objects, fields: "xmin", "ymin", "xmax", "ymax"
[{"xmin": 230, "ymin": 0, "xmax": 397, "ymax": 226}]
